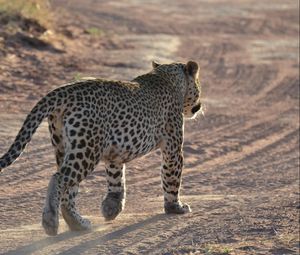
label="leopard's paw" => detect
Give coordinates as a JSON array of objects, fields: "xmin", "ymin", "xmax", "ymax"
[
  {"xmin": 164, "ymin": 201, "xmax": 191, "ymax": 214},
  {"xmin": 101, "ymin": 192, "xmax": 125, "ymax": 221}
]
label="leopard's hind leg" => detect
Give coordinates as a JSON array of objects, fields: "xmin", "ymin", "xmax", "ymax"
[
  {"xmin": 41, "ymin": 111, "xmax": 64, "ymax": 235},
  {"xmin": 43, "ymin": 112, "xmax": 91, "ymax": 235},
  {"xmin": 43, "ymin": 152, "xmax": 93, "ymax": 234},
  {"xmin": 60, "ymin": 183, "xmax": 91, "ymax": 231}
]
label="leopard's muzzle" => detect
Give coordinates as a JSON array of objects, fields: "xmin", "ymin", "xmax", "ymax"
[{"xmin": 191, "ymin": 102, "xmax": 201, "ymax": 114}]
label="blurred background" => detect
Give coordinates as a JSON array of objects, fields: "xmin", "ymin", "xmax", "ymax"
[{"xmin": 0, "ymin": 1, "xmax": 299, "ymax": 254}]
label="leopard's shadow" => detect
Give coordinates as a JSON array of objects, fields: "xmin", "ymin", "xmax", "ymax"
[{"xmin": 5, "ymin": 214, "xmax": 168, "ymax": 255}]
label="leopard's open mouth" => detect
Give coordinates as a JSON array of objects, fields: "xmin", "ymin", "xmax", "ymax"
[{"xmin": 191, "ymin": 102, "xmax": 201, "ymax": 114}]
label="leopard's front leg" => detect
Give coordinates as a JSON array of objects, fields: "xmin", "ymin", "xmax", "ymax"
[
  {"xmin": 101, "ymin": 163, "xmax": 126, "ymax": 220},
  {"xmin": 160, "ymin": 122, "xmax": 191, "ymax": 214}
]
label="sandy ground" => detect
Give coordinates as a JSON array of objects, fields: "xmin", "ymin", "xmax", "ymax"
[{"xmin": 0, "ymin": 0, "xmax": 299, "ymax": 254}]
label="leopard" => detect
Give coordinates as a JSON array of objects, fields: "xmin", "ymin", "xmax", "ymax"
[{"xmin": 0, "ymin": 60, "xmax": 202, "ymax": 236}]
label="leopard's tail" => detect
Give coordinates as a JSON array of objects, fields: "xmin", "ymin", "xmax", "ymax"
[{"xmin": 0, "ymin": 88, "xmax": 67, "ymax": 172}]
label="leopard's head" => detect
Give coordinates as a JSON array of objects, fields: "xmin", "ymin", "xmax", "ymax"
[
  {"xmin": 152, "ymin": 60, "xmax": 202, "ymax": 119},
  {"xmin": 182, "ymin": 61, "xmax": 202, "ymax": 119}
]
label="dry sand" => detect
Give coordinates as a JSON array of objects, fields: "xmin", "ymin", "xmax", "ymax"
[{"xmin": 0, "ymin": 0, "xmax": 299, "ymax": 254}]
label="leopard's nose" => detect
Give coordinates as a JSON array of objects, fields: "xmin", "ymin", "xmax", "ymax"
[{"xmin": 191, "ymin": 103, "xmax": 201, "ymax": 114}]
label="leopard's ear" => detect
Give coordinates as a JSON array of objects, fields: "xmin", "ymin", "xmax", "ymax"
[
  {"xmin": 185, "ymin": 61, "xmax": 199, "ymax": 78},
  {"xmin": 152, "ymin": 61, "xmax": 160, "ymax": 68}
]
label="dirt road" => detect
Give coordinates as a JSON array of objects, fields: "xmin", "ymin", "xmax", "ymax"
[{"xmin": 0, "ymin": 0, "xmax": 299, "ymax": 254}]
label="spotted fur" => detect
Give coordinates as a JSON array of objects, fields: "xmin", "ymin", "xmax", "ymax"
[{"xmin": 0, "ymin": 61, "xmax": 202, "ymax": 235}]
